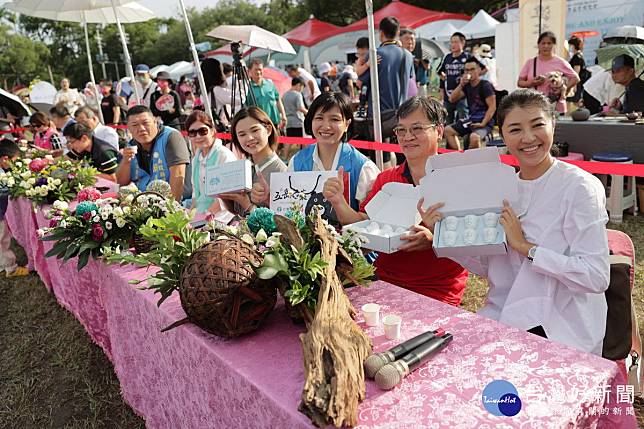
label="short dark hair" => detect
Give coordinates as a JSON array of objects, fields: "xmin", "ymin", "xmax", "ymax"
[
  {"xmin": 0, "ymin": 138, "xmax": 20, "ymax": 159},
  {"xmin": 231, "ymin": 107, "xmax": 279, "ymax": 156},
  {"xmin": 291, "ymin": 77, "xmax": 302, "ymax": 86},
  {"xmin": 538, "ymin": 31, "xmax": 557, "ymax": 45},
  {"xmin": 74, "ymin": 106, "xmax": 96, "ymax": 119},
  {"xmin": 222, "ymin": 63, "xmax": 233, "ymax": 75},
  {"xmin": 379, "ymin": 16, "xmax": 399, "ymax": 40},
  {"xmin": 568, "ymin": 35, "xmax": 583, "ymax": 51},
  {"xmin": 127, "ymin": 105, "xmax": 153, "ymax": 119},
  {"xmin": 396, "ymin": 96, "xmax": 447, "ymax": 125},
  {"xmin": 497, "ymin": 89, "xmax": 556, "ymax": 133},
  {"xmin": 286, "ymin": 65, "xmax": 298, "ymax": 73},
  {"xmin": 400, "ymin": 28, "xmax": 415, "ymax": 37},
  {"xmin": 184, "ymin": 110, "xmax": 214, "ymax": 132},
  {"xmin": 304, "ymin": 92, "xmax": 353, "ymax": 137},
  {"xmin": 62, "ymin": 123, "xmax": 92, "ymax": 140},
  {"xmin": 49, "ymin": 103, "xmax": 70, "ymax": 118},
  {"xmin": 29, "ymin": 112, "xmax": 49, "ymax": 127},
  {"xmin": 356, "ymin": 37, "xmax": 369, "ymax": 50},
  {"xmin": 249, "ymin": 58, "xmax": 263, "ymax": 69},
  {"xmin": 451, "ymin": 32, "xmax": 466, "ymax": 43},
  {"xmin": 99, "ymin": 79, "xmax": 112, "ymax": 87},
  {"xmin": 465, "ymin": 57, "xmax": 482, "ymax": 67}
]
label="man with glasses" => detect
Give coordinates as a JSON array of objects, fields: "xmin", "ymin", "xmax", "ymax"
[
  {"xmin": 444, "ymin": 57, "xmax": 496, "ymax": 150},
  {"xmin": 322, "ymin": 96, "xmax": 468, "ymax": 305},
  {"xmin": 74, "ymin": 106, "xmax": 119, "ymax": 151},
  {"xmin": 116, "ymin": 105, "xmax": 191, "ymax": 201},
  {"xmin": 63, "ymin": 123, "xmax": 119, "ymax": 182}
]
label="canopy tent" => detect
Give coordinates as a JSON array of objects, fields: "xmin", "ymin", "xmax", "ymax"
[
  {"xmin": 149, "ymin": 65, "xmax": 170, "ymax": 78},
  {"xmin": 431, "ymin": 21, "xmax": 460, "ymax": 42},
  {"xmin": 164, "ymin": 61, "xmax": 196, "ymax": 81},
  {"xmin": 596, "ymin": 44, "xmax": 644, "ymax": 75},
  {"xmin": 604, "ymin": 25, "xmax": 644, "ymax": 44},
  {"xmin": 282, "ymin": 15, "xmax": 340, "ymax": 47},
  {"xmin": 340, "ymin": 0, "xmax": 470, "ymax": 33},
  {"xmin": 28, "ymin": 81, "xmax": 58, "ymax": 112},
  {"xmin": 457, "ymin": 9, "xmax": 499, "ymax": 40}
]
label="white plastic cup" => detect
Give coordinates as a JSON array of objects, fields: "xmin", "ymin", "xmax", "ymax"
[
  {"xmin": 129, "ymin": 144, "xmax": 138, "ymax": 154},
  {"xmin": 362, "ymin": 303, "xmax": 380, "ymax": 327},
  {"xmin": 383, "ymin": 315, "xmax": 402, "ymax": 340}
]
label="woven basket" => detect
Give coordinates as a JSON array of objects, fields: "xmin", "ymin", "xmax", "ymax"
[
  {"xmin": 130, "ymin": 191, "xmax": 165, "ymax": 253},
  {"xmin": 177, "ymin": 237, "xmax": 278, "ymax": 338}
]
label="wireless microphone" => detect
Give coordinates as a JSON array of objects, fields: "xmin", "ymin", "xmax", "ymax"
[
  {"xmin": 375, "ymin": 333, "xmax": 453, "ymax": 390},
  {"xmin": 363, "ymin": 329, "xmax": 444, "ymax": 379}
]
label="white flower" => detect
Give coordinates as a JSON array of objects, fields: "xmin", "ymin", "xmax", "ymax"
[
  {"xmin": 265, "ymin": 236, "xmax": 279, "ymax": 248},
  {"xmin": 92, "ymin": 216, "xmax": 100, "ymax": 222},
  {"xmin": 27, "ymin": 178, "xmax": 36, "ymax": 185},
  {"xmin": 255, "ymin": 228, "xmax": 268, "ymax": 243},
  {"xmin": 60, "ymin": 220, "xmax": 67, "ymax": 228},
  {"xmin": 240, "ymin": 233, "xmax": 255, "ymax": 245},
  {"xmin": 23, "ymin": 158, "xmax": 31, "ymax": 164},
  {"xmin": 45, "ymin": 155, "xmax": 54, "ymax": 161},
  {"xmin": 112, "ymin": 207, "xmax": 123, "ymax": 217},
  {"xmin": 21, "ymin": 171, "xmax": 31, "ymax": 179},
  {"xmin": 123, "ymin": 206, "xmax": 131, "ymax": 214},
  {"xmin": 105, "ymin": 221, "xmax": 112, "ymax": 230},
  {"xmin": 39, "ymin": 187, "xmax": 48, "ymax": 196},
  {"xmin": 53, "ymin": 179, "xmax": 61, "ymax": 186},
  {"xmin": 36, "ymin": 229, "xmax": 46, "ymax": 238},
  {"xmin": 101, "ymin": 212, "xmax": 109, "ymax": 220},
  {"xmin": 53, "ymin": 201, "xmax": 69, "ymax": 211},
  {"xmin": 20, "ymin": 181, "xmax": 30, "ymax": 189},
  {"xmin": 115, "ymin": 218, "xmax": 126, "ymax": 228}
]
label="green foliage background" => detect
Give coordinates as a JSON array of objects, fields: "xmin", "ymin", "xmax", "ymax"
[{"xmin": 0, "ymin": 0, "xmax": 507, "ymax": 89}]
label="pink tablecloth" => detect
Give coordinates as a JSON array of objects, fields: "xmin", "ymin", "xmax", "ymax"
[{"xmin": 6, "ymin": 197, "xmax": 638, "ymax": 428}]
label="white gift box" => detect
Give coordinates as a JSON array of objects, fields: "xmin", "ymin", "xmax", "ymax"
[
  {"xmin": 419, "ymin": 147, "xmax": 518, "ymax": 258},
  {"xmin": 205, "ymin": 159, "xmax": 252, "ymax": 196},
  {"xmin": 343, "ymin": 182, "xmax": 420, "ymax": 254}
]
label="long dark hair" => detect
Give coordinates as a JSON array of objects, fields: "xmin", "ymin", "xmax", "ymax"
[{"xmin": 200, "ymin": 58, "xmax": 225, "ymax": 92}]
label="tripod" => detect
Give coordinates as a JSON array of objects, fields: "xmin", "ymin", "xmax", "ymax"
[{"xmin": 230, "ymin": 42, "xmax": 257, "ymax": 113}]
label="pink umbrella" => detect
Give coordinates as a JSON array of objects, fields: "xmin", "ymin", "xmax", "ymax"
[{"xmin": 262, "ymin": 66, "xmax": 291, "ymax": 96}]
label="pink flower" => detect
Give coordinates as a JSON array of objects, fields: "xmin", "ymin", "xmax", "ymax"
[
  {"xmin": 91, "ymin": 224, "xmax": 104, "ymax": 241},
  {"xmin": 83, "ymin": 212, "xmax": 92, "ymax": 221},
  {"xmin": 49, "ymin": 217, "xmax": 60, "ymax": 228},
  {"xmin": 29, "ymin": 159, "xmax": 48, "ymax": 172},
  {"xmin": 77, "ymin": 187, "xmax": 102, "ymax": 202}
]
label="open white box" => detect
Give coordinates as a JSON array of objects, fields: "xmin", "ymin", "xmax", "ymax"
[
  {"xmin": 419, "ymin": 147, "xmax": 518, "ymax": 258},
  {"xmin": 205, "ymin": 159, "xmax": 252, "ymax": 196},
  {"xmin": 343, "ymin": 182, "xmax": 420, "ymax": 253}
]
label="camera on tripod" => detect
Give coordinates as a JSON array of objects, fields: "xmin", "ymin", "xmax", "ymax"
[{"xmin": 231, "ymin": 42, "xmax": 243, "ymax": 63}]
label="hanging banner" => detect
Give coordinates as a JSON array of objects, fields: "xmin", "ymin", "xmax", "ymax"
[{"xmin": 519, "ymin": 0, "xmax": 567, "ymax": 67}]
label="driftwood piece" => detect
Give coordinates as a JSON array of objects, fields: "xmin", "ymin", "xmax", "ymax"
[{"xmin": 298, "ymin": 212, "xmax": 372, "ymax": 427}]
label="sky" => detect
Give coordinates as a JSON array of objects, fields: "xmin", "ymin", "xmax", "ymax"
[{"xmin": 139, "ymin": 0, "xmax": 216, "ymax": 18}]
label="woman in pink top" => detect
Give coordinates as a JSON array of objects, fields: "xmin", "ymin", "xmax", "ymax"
[
  {"xmin": 29, "ymin": 112, "xmax": 62, "ymax": 151},
  {"xmin": 518, "ymin": 31, "xmax": 579, "ymax": 114}
]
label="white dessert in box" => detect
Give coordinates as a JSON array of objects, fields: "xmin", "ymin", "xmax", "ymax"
[
  {"xmin": 342, "ymin": 182, "xmax": 420, "ymax": 254},
  {"xmin": 419, "ymin": 148, "xmax": 518, "ymax": 258}
]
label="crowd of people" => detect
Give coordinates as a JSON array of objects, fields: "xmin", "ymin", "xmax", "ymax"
[{"xmin": 1, "ymin": 14, "xmax": 641, "ymax": 358}]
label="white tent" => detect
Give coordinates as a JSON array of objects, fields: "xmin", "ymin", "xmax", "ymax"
[
  {"xmin": 164, "ymin": 61, "xmax": 195, "ymax": 81},
  {"xmin": 431, "ymin": 22, "xmax": 460, "ymax": 42},
  {"xmin": 149, "ymin": 65, "xmax": 169, "ymax": 78},
  {"xmin": 458, "ymin": 9, "xmax": 499, "ymax": 40}
]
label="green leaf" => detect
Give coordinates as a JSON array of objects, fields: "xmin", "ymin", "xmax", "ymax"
[
  {"xmin": 77, "ymin": 251, "xmax": 90, "ymax": 271},
  {"xmin": 257, "ymin": 266, "xmax": 279, "ymax": 280}
]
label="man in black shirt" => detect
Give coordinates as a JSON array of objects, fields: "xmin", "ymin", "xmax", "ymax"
[
  {"xmin": 100, "ymin": 80, "xmax": 121, "ymax": 125},
  {"xmin": 437, "ymin": 32, "xmax": 472, "ymax": 124},
  {"xmin": 150, "ymin": 71, "xmax": 182, "ymax": 129},
  {"xmin": 63, "ymin": 123, "xmax": 119, "ymax": 182},
  {"xmin": 610, "ymin": 54, "xmax": 644, "ymax": 114}
]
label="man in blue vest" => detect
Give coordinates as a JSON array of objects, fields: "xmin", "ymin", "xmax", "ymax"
[{"xmin": 116, "ymin": 105, "xmax": 190, "ymax": 201}]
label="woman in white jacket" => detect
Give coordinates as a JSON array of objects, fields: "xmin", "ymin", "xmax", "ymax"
[{"xmin": 421, "ymin": 89, "xmax": 610, "ymax": 355}]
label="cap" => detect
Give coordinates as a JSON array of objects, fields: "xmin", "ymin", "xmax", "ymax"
[
  {"xmin": 480, "ymin": 44, "xmax": 492, "ymax": 58},
  {"xmin": 155, "ymin": 71, "xmax": 173, "ymax": 83},
  {"xmin": 318, "ymin": 62, "xmax": 332, "ymax": 75},
  {"xmin": 134, "ymin": 64, "xmax": 150, "ymax": 73},
  {"xmin": 612, "ymin": 54, "xmax": 635, "ymax": 71}
]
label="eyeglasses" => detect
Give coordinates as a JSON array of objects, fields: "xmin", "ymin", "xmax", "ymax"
[
  {"xmin": 187, "ymin": 126, "xmax": 210, "ymax": 137},
  {"xmin": 392, "ymin": 124, "xmax": 436, "ymax": 138}
]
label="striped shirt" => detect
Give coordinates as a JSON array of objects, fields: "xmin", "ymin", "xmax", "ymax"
[{"xmin": 68, "ymin": 137, "xmax": 120, "ymax": 174}]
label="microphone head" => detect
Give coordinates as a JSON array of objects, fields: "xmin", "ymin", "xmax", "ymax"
[
  {"xmin": 375, "ymin": 363, "xmax": 403, "ymax": 390},
  {"xmin": 364, "ymin": 353, "xmax": 390, "ymax": 379}
]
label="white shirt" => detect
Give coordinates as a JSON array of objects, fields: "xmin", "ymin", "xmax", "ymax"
[
  {"xmin": 93, "ymin": 123, "xmax": 119, "ymax": 151},
  {"xmin": 212, "ymin": 83, "xmax": 245, "ymax": 124},
  {"xmin": 129, "ymin": 80, "xmax": 158, "ymax": 107},
  {"xmin": 479, "ymin": 57, "xmax": 499, "ymax": 90},
  {"xmin": 583, "ymin": 66, "xmax": 625, "ymax": 106},
  {"xmin": 287, "ymin": 143, "xmax": 380, "ymax": 202},
  {"xmin": 452, "ymin": 160, "xmax": 609, "ymax": 355},
  {"xmin": 297, "ymin": 68, "xmax": 321, "ymax": 104},
  {"xmin": 54, "ymin": 89, "xmax": 84, "ymax": 115}
]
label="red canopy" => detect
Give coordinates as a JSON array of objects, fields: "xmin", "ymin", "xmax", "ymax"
[
  {"xmin": 283, "ymin": 16, "xmax": 341, "ymax": 47},
  {"xmin": 341, "ymin": 0, "xmax": 470, "ymax": 33}
]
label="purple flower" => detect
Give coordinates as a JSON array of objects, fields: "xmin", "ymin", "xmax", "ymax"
[
  {"xmin": 49, "ymin": 217, "xmax": 60, "ymax": 228},
  {"xmin": 36, "ymin": 178, "xmax": 48, "ymax": 186}
]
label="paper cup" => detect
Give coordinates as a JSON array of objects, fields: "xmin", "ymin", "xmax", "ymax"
[
  {"xmin": 383, "ymin": 315, "xmax": 402, "ymax": 340},
  {"xmin": 362, "ymin": 303, "xmax": 380, "ymax": 327},
  {"xmin": 129, "ymin": 145, "xmax": 138, "ymax": 154}
]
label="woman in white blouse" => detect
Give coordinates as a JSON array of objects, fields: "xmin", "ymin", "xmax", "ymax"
[{"xmin": 421, "ymin": 89, "xmax": 610, "ymax": 355}]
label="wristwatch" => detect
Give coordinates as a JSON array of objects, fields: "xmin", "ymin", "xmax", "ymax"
[{"xmin": 527, "ymin": 246, "xmax": 537, "ymax": 262}]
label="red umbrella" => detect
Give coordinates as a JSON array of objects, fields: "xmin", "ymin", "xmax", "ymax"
[{"xmin": 571, "ymin": 30, "xmax": 600, "ymax": 39}]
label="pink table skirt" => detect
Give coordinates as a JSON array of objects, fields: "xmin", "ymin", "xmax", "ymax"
[
  {"xmin": 558, "ymin": 152, "xmax": 585, "ymax": 161},
  {"xmin": 5, "ymin": 197, "xmax": 638, "ymax": 428}
]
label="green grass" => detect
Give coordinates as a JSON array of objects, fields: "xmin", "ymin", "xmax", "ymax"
[{"xmin": 1, "ymin": 214, "xmax": 643, "ymax": 427}]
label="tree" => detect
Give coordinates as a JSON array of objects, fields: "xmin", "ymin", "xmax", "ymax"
[{"xmin": 0, "ymin": 24, "xmax": 49, "ymax": 88}]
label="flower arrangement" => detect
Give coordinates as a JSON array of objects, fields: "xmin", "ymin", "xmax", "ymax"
[
  {"xmin": 0, "ymin": 155, "xmax": 97, "ymax": 205},
  {"xmin": 40, "ymin": 187, "xmax": 183, "ymax": 270},
  {"xmin": 105, "ymin": 209, "xmax": 211, "ymax": 305},
  {"xmin": 213, "ymin": 207, "xmax": 375, "ymax": 317}
]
